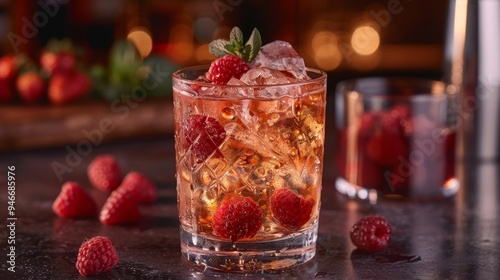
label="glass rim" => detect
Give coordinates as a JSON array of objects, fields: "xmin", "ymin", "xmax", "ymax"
[{"xmin": 172, "ymin": 65, "xmax": 327, "ymax": 88}]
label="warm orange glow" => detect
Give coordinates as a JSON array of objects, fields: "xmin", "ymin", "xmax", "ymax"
[
  {"xmin": 312, "ymin": 31, "xmax": 337, "ymax": 50},
  {"xmin": 351, "ymin": 25, "xmax": 380, "ymax": 55},
  {"xmin": 169, "ymin": 24, "xmax": 194, "ymax": 62},
  {"xmin": 127, "ymin": 27, "xmax": 153, "ymax": 58},
  {"xmin": 195, "ymin": 43, "xmax": 214, "ymax": 63},
  {"xmin": 170, "ymin": 24, "xmax": 193, "ymax": 42},
  {"xmin": 311, "ymin": 31, "xmax": 342, "ymax": 70},
  {"xmin": 314, "ymin": 45, "xmax": 342, "ymax": 70},
  {"xmin": 172, "ymin": 42, "xmax": 194, "ymax": 62}
]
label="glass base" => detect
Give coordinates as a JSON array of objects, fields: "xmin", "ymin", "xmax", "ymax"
[
  {"xmin": 335, "ymin": 176, "xmax": 460, "ymax": 203},
  {"xmin": 179, "ymin": 223, "xmax": 318, "ymax": 273}
]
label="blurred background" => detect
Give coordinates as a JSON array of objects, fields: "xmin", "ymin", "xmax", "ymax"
[
  {"xmin": 0, "ymin": 0, "xmax": 449, "ymax": 150},
  {"xmin": 0, "ymin": 0, "xmax": 448, "ymax": 76}
]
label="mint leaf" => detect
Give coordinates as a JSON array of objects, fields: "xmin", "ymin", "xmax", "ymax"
[
  {"xmin": 230, "ymin": 27, "xmax": 244, "ymax": 46},
  {"xmin": 240, "ymin": 45, "xmax": 252, "ymax": 62},
  {"xmin": 209, "ymin": 26, "xmax": 262, "ymax": 62},
  {"xmin": 209, "ymin": 39, "xmax": 231, "ymax": 57},
  {"xmin": 246, "ymin": 28, "xmax": 262, "ymax": 62},
  {"xmin": 224, "ymin": 44, "xmax": 235, "ymax": 53}
]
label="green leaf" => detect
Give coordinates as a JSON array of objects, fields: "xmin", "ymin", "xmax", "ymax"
[
  {"xmin": 246, "ymin": 28, "xmax": 262, "ymax": 62},
  {"xmin": 229, "ymin": 27, "xmax": 244, "ymax": 45},
  {"xmin": 109, "ymin": 40, "xmax": 142, "ymax": 84},
  {"xmin": 209, "ymin": 39, "xmax": 231, "ymax": 57},
  {"xmin": 240, "ymin": 45, "xmax": 252, "ymax": 62},
  {"xmin": 208, "ymin": 26, "xmax": 263, "ymax": 62},
  {"xmin": 225, "ymin": 44, "xmax": 235, "ymax": 53}
]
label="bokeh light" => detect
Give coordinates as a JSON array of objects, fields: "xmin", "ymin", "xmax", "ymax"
[
  {"xmin": 311, "ymin": 31, "xmax": 342, "ymax": 70},
  {"xmin": 351, "ymin": 25, "xmax": 380, "ymax": 55},
  {"xmin": 127, "ymin": 27, "xmax": 153, "ymax": 58},
  {"xmin": 312, "ymin": 31, "xmax": 337, "ymax": 50}
]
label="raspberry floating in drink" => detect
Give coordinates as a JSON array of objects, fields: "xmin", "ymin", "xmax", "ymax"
[
  {"xmin": 270, "ymin": 188, "xmax": 314, "ymax": 230},
  {"xmin": 182, "ymin": 115, "xmax": 226, "ymax": 160},
  {"xmin": 212, "ymin": 197, "xmax": 262, "ymax": 241}
]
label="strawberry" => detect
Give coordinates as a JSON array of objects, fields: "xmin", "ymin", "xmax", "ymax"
[
  {"xmin": 206, "ymin": 55, "xmax": 250, "ymax": 84},
  {"xmin": 212, "ymin": 197, "xmax": 262, "ymax": 241},
  {"xmin": 40, "ymin": 50, "xmax": 76, "ymax": 75},
  {"xmin": 87, "ymin": 154, "xmax": 122, "ymax": 192},
  {"xmin": 182, "ymin": 115, "xmax": 226, "ymax": 160},
  {"xmin": 350, "ymin": 216, "xmax": 392, "ymax": 252},
  {"xmin": 16, "ymin": 71, "xmax": 45, "ymax": 104},
  {"xmin": 52, "ymin": 182, "xmax": 98, "ymax": 218},
  {"xmin": 48, "ymin": 70, "xmax": 91, "ymax": 105},
  {"xmin": 76, "ymin": 236, "xmax": 119, "ymax": 276},
  {"xmin": 270, "ymin": 188, "xmax": 314, "ymax": 230},
  {"xmin": 99, "ymin": 187, "xmax": 141, "ymax": 225},
  {"xmin": 0, "ymin": 55, "xmax": 17, "ymax": 81},
  {"xmin": 119, "ymin": 171, "xmax": 157, "ymax": 203}
]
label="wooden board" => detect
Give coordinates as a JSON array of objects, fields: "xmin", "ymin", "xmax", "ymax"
[{"xmin": 0, "ymin": 97, "xmax": 173, "ymax": 151}]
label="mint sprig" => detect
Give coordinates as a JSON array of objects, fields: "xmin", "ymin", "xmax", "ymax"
[{"xmin": 209, "ymin": 27, "xmax": 261, "ymax": 63}]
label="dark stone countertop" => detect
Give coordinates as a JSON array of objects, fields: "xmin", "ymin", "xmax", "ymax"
[{"xmin": 0, "ymin": 133, "xmax": 499, "ymax": 279}]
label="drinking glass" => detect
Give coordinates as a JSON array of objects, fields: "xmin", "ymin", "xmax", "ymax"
[
  {"xmin": 172, "ymin": 66, "xmax": 327, "ymax": 272},
  {"xmin": 335, "ymin": 77, "xmax": 459, "ymax": 203}
]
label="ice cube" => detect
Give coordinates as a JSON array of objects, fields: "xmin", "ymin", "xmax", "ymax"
[
  {"xmin": 221, "ymin": 77, "xmax": 250, "ymax": 98},
  {"xmin": 251, "ymin": 40, "xmax": 308, "ymax": 78},
  {"xmin": 226, "ymin": 77, "xmax": 247, "ymax": 86},
  {"xmin": 240, "ymin": 67, "xmax": 296, "ymax": 86},
  {"xmin": 239, "ymin": 67, "xmax": 303, "ymax": 98}
]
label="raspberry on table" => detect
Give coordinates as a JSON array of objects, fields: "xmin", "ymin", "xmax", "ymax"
[
  {"xmin": 182, "ymin": 115, "xmax": 226, "ymax": 160},
  {"xmin": 119, "ymin": 171, "xmax": 157, "ymax": 203},
  {"xmin": 350, "ymin": 216, "xmax": 392, "ymax": 252},
  {"xmin": 99, "ymin": 187, "xmax": 141, "ymax": 225},
  {"xmin": 87, "ymin": 154, "xmax": 122, "ymax": 191},
  {"xmin": 270, "ymin": 188, "xmax": 314, "ymax": 230},
  {"xmin": 212, "ymin": 197, "xmax": 262, "ymax": 241},
  {"xmin": 206, "ymin": 54, "xmax": 250, "ymax": 85},
  {"xmin": 52, "ymin": 182, "xmax": 97, "ymax": 219},
  {"xmin": 76, "ymin": 236, "xmax": 119, "ymax": 276}
]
